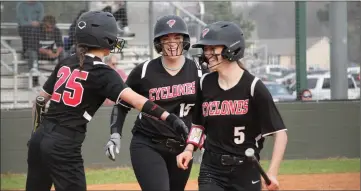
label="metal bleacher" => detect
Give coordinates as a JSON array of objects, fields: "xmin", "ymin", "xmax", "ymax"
[{"xmin": 1, "ymin": 22, "xmax": 150, "ymax": 110}]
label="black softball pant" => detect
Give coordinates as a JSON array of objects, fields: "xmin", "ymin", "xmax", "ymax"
[
  {"xmin": 198, "ymin": 150, "xmax": 262, "ymax": 191},
  {"xmin": 26, "ymin": 119, "xmax": 86, "ymax": 191},
  {"xmin": 130, "ymin": 131, "xmax": 192, "ymax": 191}
]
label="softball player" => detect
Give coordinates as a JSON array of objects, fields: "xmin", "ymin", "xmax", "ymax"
[
  {"xmin": 104, "ymin": 15, "xmax": 207, "ymax": 191},
  {"xmin": 25, "ymin": 11, "xmax": 188, "ymax": 191},
  {"xmin": 176, "ymin": 21, "xmax": 288, "ymax": 191}
]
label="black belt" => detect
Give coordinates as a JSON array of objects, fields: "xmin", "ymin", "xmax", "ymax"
[
  {"xmin": 206, "ymin": 151, "xmax": 246, "ymax": 166},
  {"xmin": 151, "ymin": 138, "xmax": 185, "ymax": 149},
  {"xmin": 220, "ymin": 154, "xmax": 245, "ymax": 166}
]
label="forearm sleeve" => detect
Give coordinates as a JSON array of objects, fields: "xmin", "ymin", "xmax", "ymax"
[{"xmin": 110, "ymin": 103, "xmax": 130, "ymax": 135}]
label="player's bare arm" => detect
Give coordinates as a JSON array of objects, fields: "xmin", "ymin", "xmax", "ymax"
[
  {"xmin": 118, "ymin": 87, "xmax": 190, "ymax": 138},
  {"xmin": 254, "ymin": 79, "xmax": 289, "ymax": 191},
  {"xmin": 265, "ymin": 130, "xmax": 288, "ymax": 191},
  {"xmin": 177, "ymin": 123, "xmax": 205, "ymax": 170},
  {"xmin": 176, "ymin": 143, "xmax": 194, "ymax": 170},
  {"xmin": 119, "ymin": 88, "xmax": 170, "ymax": 120},
  {"xmin": 268, "ymin": 130, "xmax": 288, "ymax": 177}
]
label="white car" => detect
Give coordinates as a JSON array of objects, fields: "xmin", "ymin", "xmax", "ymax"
[{"xmin": 291, "ymin": 73, "xmax": 360, "ymax": 100}]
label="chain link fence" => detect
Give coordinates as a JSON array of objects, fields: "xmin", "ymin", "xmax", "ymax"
[{"xmin": 1, "ymin": 1, "xmax": 360, "ymax": 109}]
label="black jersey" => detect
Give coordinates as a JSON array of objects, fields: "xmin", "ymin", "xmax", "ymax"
[
  {"xmin": 193, "ymin": 70, "xmax": 287, "ymax": 156},
  {"xmin": 120, "ymin": 56, "xmax": 205, "ymax": 139},
  {"xmin": 42, "ymin": 53, "xmax": 128, "ymax": 132}
]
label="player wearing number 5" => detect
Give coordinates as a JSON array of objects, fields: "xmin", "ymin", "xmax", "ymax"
[
  {"xmin": 25, "ymin": 11, "xmax": 189, "ymax": 191},
  {"xmin": 105, "ymin": 15, "xmax": 207, "ymax": 191},
  {"xmin": 176, "ymin": 21, "xmax": 288, "ymax": 191}
]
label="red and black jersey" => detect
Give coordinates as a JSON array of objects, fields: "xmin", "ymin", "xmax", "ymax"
[
  {"xmin": 42, "ymin": 53, "xmax": 128, "ymax": 132},
  {"xmin": 193, "ymin": 70, "xmax": 287, "ymax": 156},
  {"xmin": 119, "ymin": 56, "xmax": 206, "ymax": 140}
]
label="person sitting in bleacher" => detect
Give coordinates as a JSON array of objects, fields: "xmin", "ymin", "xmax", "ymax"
[
  {"xmin": 16, "ymin": 0, "xmax": 44, "ymax": 58},
  {"xmin": 30, "ymin": 15, "xmax": 64, "ymax": 65},
  {"xmin": 27, "ymin": 15, "xmax": 64, "ymax": 87}
]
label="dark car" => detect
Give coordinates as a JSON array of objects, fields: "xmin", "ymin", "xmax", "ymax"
[{"xmin": 264, "ymin": 81, "xmax": 296, "ymax": 102}]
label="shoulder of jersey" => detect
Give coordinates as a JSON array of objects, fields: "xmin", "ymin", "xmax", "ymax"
[
  {"xmin": 199, "ymin": 71, "xmax": 217, "ymax": 90},
  {"xmin": 185, "ymin": 57, "xmax": 201, "ymax": 69},
  {"xmin": 130, "ymin": 59, "xmax": 153, "ymax": 79},
  {"xmin": 133, "ymin": 59, "xmax": 152, "ymax": 72}
]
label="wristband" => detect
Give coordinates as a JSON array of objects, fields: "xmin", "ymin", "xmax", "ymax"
[
  {"xmin": 199, "ymin": 134, "xmax": 206, "ymax": 149},
  {"xmin": 141, "ymin": 100, "xmax": 166, "ymax": 120},
  {"xmin": 186, "ymin": 125, "xmax": 204, "ymax": 147}
]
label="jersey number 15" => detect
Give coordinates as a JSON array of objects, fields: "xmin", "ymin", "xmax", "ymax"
[
  {"xmin": 179, "ymin": 103, "xmax": 195, "ymax": 117},
  {"xmin": 51, "ymin": 66, "xmax": 89, "ymax": 107}
]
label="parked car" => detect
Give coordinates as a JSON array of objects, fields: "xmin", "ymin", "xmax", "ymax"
[
  {"xmin": 348, "ymin": 66, "xmax": 360, "ymax": 87},
  {"xmin": 290, "ymin": 73, "xmax": 360, "ymax": 100},
  {"xmin": 264, "ymin": 81, "xmax": 296, "ymax": 102}
]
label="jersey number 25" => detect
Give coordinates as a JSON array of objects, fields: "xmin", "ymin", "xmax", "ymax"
[
  {"xmin": 51, "ymin": 66, "xmax": 89, "ymax": 107},
  {"xmin": 234, "ymin": 126, "xmax": 245, "ymax": 144}
]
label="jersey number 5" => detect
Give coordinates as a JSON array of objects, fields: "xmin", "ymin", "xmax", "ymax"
[
  {"xmin": 51, "ymin": 66, "xmax": 89, "ymax": 107},
  {"xmin": 179, "ymin": 103, "xmax": 195, "ymax": 117},
  {"xmin": 234, "ymin": 126, "xmax": 245, "ymax": 144}
]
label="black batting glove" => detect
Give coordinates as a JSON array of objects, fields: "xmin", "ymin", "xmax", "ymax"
[{"xmin": 166, "ymin": 113, "xmax": 189, "ymax": 139}]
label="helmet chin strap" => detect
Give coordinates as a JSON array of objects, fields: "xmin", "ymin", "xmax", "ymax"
[
  {"xmin": 208, "ymin": 60, "xmax": 226, "ymax": 69},
  {"xmin": 206, "ymin": 54, "xmax": 229, "ymax": 69}
]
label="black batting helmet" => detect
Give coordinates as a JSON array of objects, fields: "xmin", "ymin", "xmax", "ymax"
[
  {"xmin": 153, "ymin": 15, "xmax": 190, "ymax": 54},
  {"xmin": 75, "ymin": 11, "xmax": 125, "ymax": 52},
  {"xmin": 192, "ymin": 21, "xmax": 246, "ymax": 62}
]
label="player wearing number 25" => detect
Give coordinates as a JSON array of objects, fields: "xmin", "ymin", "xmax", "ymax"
[
  {"xmin": 25, "ymin": 11, "xmax": 189, "ymax": 191},
  {"xmin": 176, "ymin": 21, "xmax": 288, "ymax": 191},
  {"xmin": 104, "ymin": 15, "xmax": 208, "ymax": 191}
]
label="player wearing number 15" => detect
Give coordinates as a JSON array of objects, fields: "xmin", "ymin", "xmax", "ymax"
[
  {"xmin": 176, "ymin": 21, "xmax": 288, "ymax": 191},
  {"xmin": 104, "ymin": 15, "xmax": 207, "ymax": 191},
  {"xmin": 25, "ymin": 11, "xmax": 189, "ymax": 191}
]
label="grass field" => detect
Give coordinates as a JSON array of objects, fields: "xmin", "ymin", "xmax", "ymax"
[{"xmin": 1, "ymin": 158, "xmax": 360, "ymax": 190}]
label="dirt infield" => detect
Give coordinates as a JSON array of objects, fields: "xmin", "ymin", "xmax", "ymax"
[{"xmin": 87, "ymin": 172, "xmax": 360, "ymax": 190}]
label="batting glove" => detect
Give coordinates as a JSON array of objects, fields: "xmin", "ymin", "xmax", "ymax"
[
  {"xmin": 105, "ymin": 133, "xmax": 121, "ymax": 161},
  {"xmin": 166, "ymin": 113, "xmax": 189, "ymax": 140}
]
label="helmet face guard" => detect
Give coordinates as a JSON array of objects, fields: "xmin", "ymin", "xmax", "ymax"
[
  {"xmin": 192, "ymin": 47, "xmax": 224, "ymax": 70},
  {"xmin": 154, "ymin": 39, "xmax": 190, "ymax": 56},
  {"xmin": 110, "ymin": 37, "xmax": 126, "ymax": 53},
  {"xmin": 153, "ymin": 15, "xmax": 191, "ymax": 56}
]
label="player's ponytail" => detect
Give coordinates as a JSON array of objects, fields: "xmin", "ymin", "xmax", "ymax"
[
  {"xmin": 237, "ymin": 60, "xmax": 247, "ymax": 71},
  {"xmin": 76, "ymin": 45, "xmax": 88, "ymax": 71}
]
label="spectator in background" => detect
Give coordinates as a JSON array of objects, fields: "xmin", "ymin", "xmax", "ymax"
[
  {"xmin": 31, "ymin": 15, "xmax": 64, "ymax": 62},
  {"xmin": 65, "ymin": 9, "xmax": 87, "ymax": 55},
  {"xmin": 28, "ymin": 15, "xmax": 64, "ymax": 87},
  {"xmin": 105, "ymin": 54, "xmax": 128, "ymax": 81},
  {"xmin": 299, "ymin": 89, "xmax": 312, "ymax": 101},
  {"xmin": 89, "ymin": 1, "xmax": 135, "ymax": 37},
  {"xmin": 16, "ymin": 1, "xmax": 44, "ymax": 58},
  {"xmin": 103, "ymin": 54, "xmax": 128, "ymax": 106}
]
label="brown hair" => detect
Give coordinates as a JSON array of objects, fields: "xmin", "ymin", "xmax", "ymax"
[
  {"xmin": 237, "ymin": 60, "xmax": 247, "ymax": 71},
  {"xmin": 42, "ymin": 15, "xmax": 56, "ymax": 25},
  {"xmin": 76, "ymin": 45, "xmax": 88, "ymax": 71}
]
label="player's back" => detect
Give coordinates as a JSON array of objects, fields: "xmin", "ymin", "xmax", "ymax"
[{"xmin": 42, "ymin": 54, "xmax": 123, "ymax": 132}]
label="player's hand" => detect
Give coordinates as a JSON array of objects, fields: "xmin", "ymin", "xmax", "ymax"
[
  {"xmin": 264, "ymin": 174, "xmax": 279, "ymax": 191},
  {"xmin": 176, "ymin": 149, "xmax": 193, "ymax": 170},
  {"xmin": 166, "ymin": 113, "xmax": 189, "ymax": 139},
  {"xmin": 105, "ymin": 133, "xmax": 121, "ymax": 161}
]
